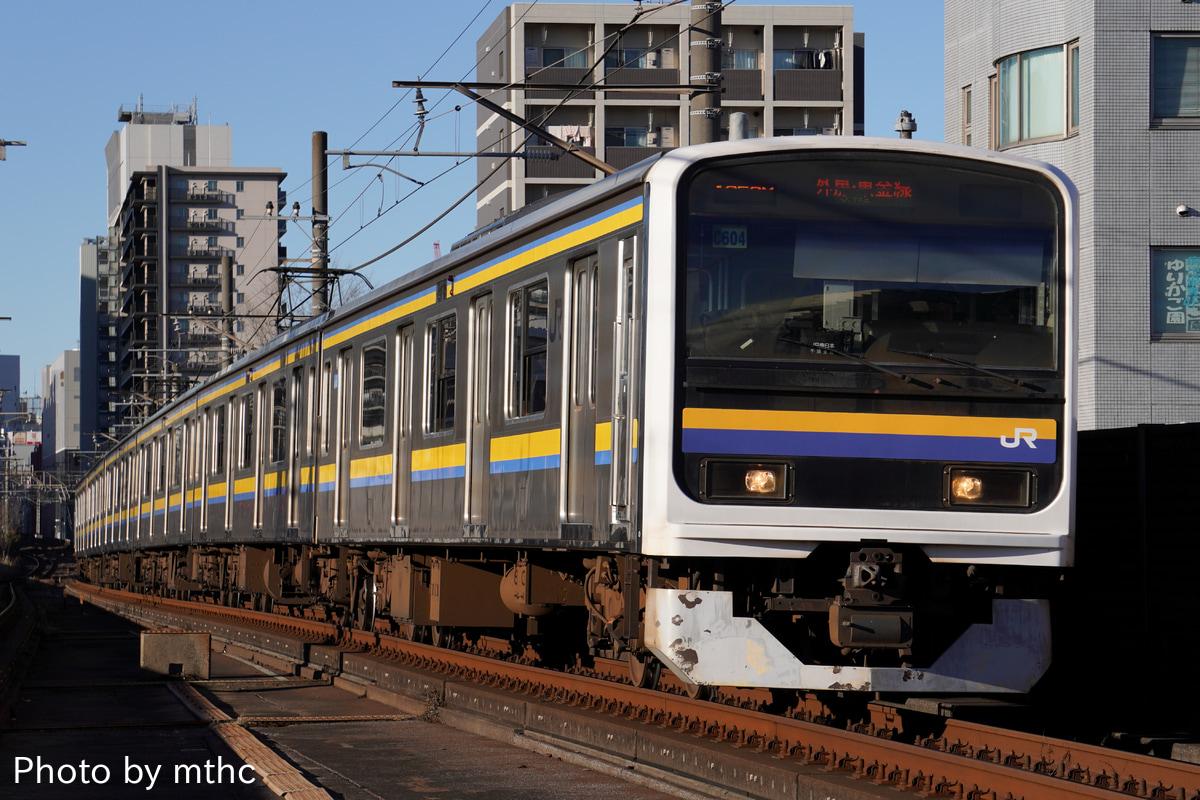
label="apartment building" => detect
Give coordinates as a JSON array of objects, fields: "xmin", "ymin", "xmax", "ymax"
[
  {"xmin": 474, "ymin": 2, "xmax": 863, "ymax": 226},
  {"xmin": 101, "ymin": 101, "xmax": 286, "ymax": 431}
]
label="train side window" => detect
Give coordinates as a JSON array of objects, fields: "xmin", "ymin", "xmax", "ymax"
[
  {"xmin": 270, "ymin": 379, "xmax": 287, "ymax": 463},
  {"xmin": 171, "ymin": 427, "xmax": 182, "ymax": 488},
  {"xmin": 590, "ymin": 268, "xmax": 599, "ymax": 405},
  {"xmin": 306, "ymin": 366, "xmax": 317, "ymax": 456},
  {"xmin": 156, "ymin": 436, "xmax": 166, "ymax": 492},
  {"xmin": 321, "ymin": 360, "xmax": 333, "ymax": 454},
  {"xmin": 361, "ymin": 337, "xmax": 387, "ymax": 447},
  {"xmin": 143, "ymin": 444, "xmax": 152, "ymax": 497},
  {"xmin": 426, "ymin": 314, "xmax": 457, "ymax": 433},
  {"xmin": 212, "ymin": 405, "xmax": 226, "ymax": 474},
  {"xmin": 240, "ymin": 392, "xmax": 255, "ymax": 470},
  {"xmin": 508, "ymin": 279, "xmax": 548, "ymax": 418}
]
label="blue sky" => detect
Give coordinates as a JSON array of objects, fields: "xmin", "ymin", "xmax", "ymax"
[{"xmin": 0, "ymin": 0, "xmax": 944, "ymax": 398}]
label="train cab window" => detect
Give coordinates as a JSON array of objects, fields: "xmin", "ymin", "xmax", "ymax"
[
  {"xmin": 361, "ymin": 338, "xmax": 387, "ymax": 447},
  {"xmin": 240, "ymin": 393, "xmax": 255, "ymax": 470},
  {"xmin": 508, "ymin": 280, "xmax": 548, "ymax": 418},
  {"xmin": 270, "ymin": 379, "xmax": 287, "ymax": 463},
  {"xmin": 426, "ymin": 314, "xmax": 457, "ymax": 433}
]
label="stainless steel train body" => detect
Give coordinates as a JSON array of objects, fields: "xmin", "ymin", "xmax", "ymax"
[{"xmin": 76, "ymin": 138, "xmax": 1077, "ymax": 694}]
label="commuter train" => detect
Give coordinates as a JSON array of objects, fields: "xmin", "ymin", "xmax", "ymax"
[{"xmin": 76, "ymin": 137, "xmax": 1077, "ymax": 694}]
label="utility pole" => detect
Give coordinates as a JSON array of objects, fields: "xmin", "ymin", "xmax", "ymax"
[
  {"xmin": 0, "ymin": 139, "xmax": 26, "ymax": 161},
  {"xmin": 220, "ymin": 256, "xmax": 234, "ymax": 366},
  {"xmin": 312, "ymin": 131, "xmax": 330, "ymax": 315},
  {"xmin": 689, "ymin": 2, "xmax": 723, "ymax": 145}
]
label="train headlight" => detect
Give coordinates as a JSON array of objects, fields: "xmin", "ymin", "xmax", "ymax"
[
  {"xmin": 745, "ymin": 469, "xmax": 777, "ymax": 494},
  {"xmin": 701, "ymin": 460, "xmax": 791, "ymax": 502},
  {"xmin": 945, "ymin": 467, "xmax": 1035, "ymax": 508}
]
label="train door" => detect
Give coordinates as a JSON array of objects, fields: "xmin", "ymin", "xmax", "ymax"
[
  {"xmin": 288, "ymin": 366, "xmax": 304, "ymax": 535},
  {"xmin": 392, "ymin": 326, "xmax": 414, "ymax": 531},
  {"xmin": 610, "ymin": 235, "xmax": 639, "ymax": 531},
  {"xmin": 567, "ymin": 256, "xmax": 599, "ymax": 533},
  {"xmin": 335, "ymin": 347, "xmax": 353, "ymax": 530},
  {"xmin": 315, "ymin": 358, "xmax": 334, "ymax": 540},
  {"xmin": 466, "ymin": 294, "xmax": 493, "ymax": 530},
  {"xmin": 293, "ymin": 364, "xmax": 318, "ymax": 541},
  {"xmin": 200, "ymin": 408, "xmax": 211, "ymax": 534},
  {"xmin": 254, "ymin": 384, "xmax": 266, "ymax": 531}
]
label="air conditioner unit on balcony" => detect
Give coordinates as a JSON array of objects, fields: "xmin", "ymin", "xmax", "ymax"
[
  {"xmin": 660, "ymin": 47, "xmax": 675, "ymax": 68},
  {"xmin": 660, "ymin": 126, "xmax": 676, "ymax": 147}
]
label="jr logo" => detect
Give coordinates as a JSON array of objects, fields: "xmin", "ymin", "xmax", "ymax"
[{"xmin": 1000, "ymin": 428, "xmax": 1039, "ymax": 449}]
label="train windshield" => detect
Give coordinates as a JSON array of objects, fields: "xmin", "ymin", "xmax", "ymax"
[{"xmin": 681, "ymin": 153, "xmax": 1063, "ymax": 378}]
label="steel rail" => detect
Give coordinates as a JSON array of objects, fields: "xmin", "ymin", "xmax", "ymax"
[{"xmin": 70, "ymin": 581, "xmax": 1200, "ymax": 800}]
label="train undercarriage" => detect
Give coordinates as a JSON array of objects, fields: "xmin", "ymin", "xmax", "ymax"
[{"xmin": 77, "ymin": 542, "xmax": 1055, "ymax": 693}]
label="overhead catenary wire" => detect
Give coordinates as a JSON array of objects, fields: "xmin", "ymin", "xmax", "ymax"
[{"xmin": 339, "ymin": 0, "xmax": 716, "ymax": 279}]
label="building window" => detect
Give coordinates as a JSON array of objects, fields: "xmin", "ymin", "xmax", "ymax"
[
  {"xmin": 1153, "ymin": 35, "xmax": 1200, "ymax": 121},
  {"xmin": 605, "ymin": 48, "xmax": 649, "ymax": 68},
  {"xmin": 236, "ymin": 292, "xmax": 244, "ymax": 304},
  {"xmin": 237, "ymin": 209, "xmax": 244, "ymax": 220},
  {"xmin": 236, "ymin": 181, "xmax": 244, "ymax": 192},
  {"xmin": 995, "ymin": 45, "xmax": 1068, "ymax": 147},
  {"xmin": 236, "ymin": 264, "xmax": 244, "ymax": 276},
  {"xmin": 426, "ymin": 314, "xmax": 456, "ymax": 433},
  {"xmin": 533, "ymin": 46, "xmax": 589, "ymax": 69},
  {"xmin": 1068, "ymin": 41, "xmax": 1080, "ymax": 132},
  {"xmin": 205, "ymin": 208, "xmax": 218, "ymax": 220},
  {"xmin": 993, "ymin": 41, "xmax": 1080, "ymax": 148},
  {"xmin": 963, "ymin": 85, "xmax": 973, "ymax": 146},
  {"xmin": 509, "ymin": 280, "xmax": 548, "ymax": 418},
  {"xmin": 1152, "ymin": 249, "xmax": 1200, "ymax": 338},
  {"xmin": 606, "ymin": 126, "xmax": 648, "ymax": 147},
  {"xmin": 236, "ymin": 236, "xmax": 244, "ymax": 248},
  {"xmin": 207, "ymin": 236, "xmax": 218, "ymax": 248},
  {"xmin": 722, "ymin": 49, "xmax": 760, "ymax": 70},
  {"xmin": 773, "ymin": 49, "xmax": 836, "ymax": 70},
  {"xmin": 206, "ymin": 180, "xmax": 218, "ymax": 192}
]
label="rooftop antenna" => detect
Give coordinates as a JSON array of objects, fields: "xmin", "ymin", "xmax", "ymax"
[{"xmin": 895, "ymin": 110, "xmax": 918, "ymax": 139}]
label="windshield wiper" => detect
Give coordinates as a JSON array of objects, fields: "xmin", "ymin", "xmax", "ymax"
[
  {"xmin": 779, "ymin": 335, "xmax": 934, "ymax": 390},
  {"xmin": 889, "ymin": 349, "xmax": 1045, "ymax": 393}
]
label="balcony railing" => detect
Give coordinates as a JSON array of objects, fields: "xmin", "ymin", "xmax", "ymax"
[
  {"xmin": 524, "ymin": 146, "xmax": 599, "ymax": 179},
  {"xmin": 170, "ymin": 246, "xmax": 234, "ymax": 259},
  {"xmin": 167, "ymin": 189, "xmax": 232, "ymax": 204},
  {"xmin": 774, "ymin": 69, "xmax": 843, "ymax": 102},
  {"xmin": 602, "ymin": 68, "xmax": 680, "ymax": 101},
  {"xmin": 604, "ymin": 146, "xmax": 672, "ymax": 171},
  {"xmin": 524, "ymin": 67, "xmax": 594, "ymax": 100},
  {"xmin": 723, "ymin": 70, "xmax": 764, "ymax": 102},
  {"xmin": 169, "ymin": 216, "xmax": 234, "ymax": 233}
]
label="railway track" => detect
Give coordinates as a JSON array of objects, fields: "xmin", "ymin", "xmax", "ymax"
[{"xmin": 66, "ymin": 580, "xmax": 1200, "ymax": 800}]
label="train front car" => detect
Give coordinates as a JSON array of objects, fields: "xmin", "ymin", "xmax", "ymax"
[{"xmin": 638, "ymin": 139, "xmax": 1076, "ymax": 693}]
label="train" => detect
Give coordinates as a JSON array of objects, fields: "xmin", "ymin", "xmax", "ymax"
[{"xmin": 75, "ymin": 136, "xmax": 1077, "ymax": 695}]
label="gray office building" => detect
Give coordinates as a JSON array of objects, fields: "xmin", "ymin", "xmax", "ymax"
[{"xmin": 946, "ymin": 1, "xmax": 1200, "ymax": 429}]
